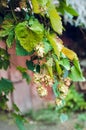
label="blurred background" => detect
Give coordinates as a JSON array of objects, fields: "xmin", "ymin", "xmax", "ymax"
[{"xmin": 0, "ymin": 0, "xmax": 86, "ymax": 130}]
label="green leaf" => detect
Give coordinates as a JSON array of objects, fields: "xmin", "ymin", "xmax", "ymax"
[
  {"xmin": 52, "ymin": 80, "xmax": 59, "ymax": 97},
  {"xmin": 26, "ymin": 60, "xmax": 40, "ymax": 73},
  {"xmin": 0, "ymin": 30, "xmax": 9, "ymax": 37},
  {"xmin": 0, "ymin": 20, "xmax": 14, "ymax": 38},
  {"xmin": 54, "ymin": 59, "xmax": 62, "ymax": 76},
  {"xmin": 43, "ymin": 39, "xmax": 52, "ymax": 54},
  {"xmin": 69, "ymin": 59, "xmax": 85, "ymax": 81},
  {"xmin": 17, "ymin": 66, "xmax": 27, "ymax": 73},
  {"xmin": 65, "ymin": 5, "xmax": 79, "ymax": 16},
  {"xmin": 13, "ymin": 104, "xmax": 20, "ymax": 112},
  {"xmin": 22, "ymin": 72, "xmax": 31, "ymax": 83},
  {"xmin": 17, "ymin": 66, "xmax": 31, "ymax": 83},
  {"xmin": 0, "ymin": 48, "xmax": 10, "ymax": 70},
  {"xmin": 48, "ymin": 4, "xmax": 63, "ymax": 34},
  {"xmin": 31, "ymin": 0, "xmax": 40, "ymax": 13},
  {"xmin": 26, "ymin": 60, "xmax": 35, "ymax": 72},
  {"xmin": 47, "ymin": 33, "xmax": 63, "ymax": 58},
  {"xmin": 60, "ymin": 58, "xmax": 70, "ymax": 70},
  {"xmin": 0, "ymin": 78, "xmax": 14, "ymax": 95},
  {"xmin": 58, "ymin": 0, "xmax": 78, "ymax": 16},
  {"xmin": 29, "ymin": 18, "xmax": 44, "ymax": 34},
  {"xmin": 15, "ymin": 20, "xmax": 44, "ymax": 52},
  {"xmin": 13, "ymin": 113, "xmax": 27, "ymax": 130},
  {"xmin": 0, "ymin": 95, "xmax": 8, "ymax": 110},
  {"xmin": 2, "ymin": 60, "xmax": 10, "ymax": 70},
  {"xmin": 6, "ymin": 30, "xmax": 14, "ymax": 47},
  {"xmin": 16, "ymin": 40, "xmax": 33, "ymax": 56}
]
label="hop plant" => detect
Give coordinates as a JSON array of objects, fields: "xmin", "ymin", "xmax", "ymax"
[
  {"xmin": 35, "ymin": 43, "xmax": 45, "ymax": 57},
  {"xmin": 55, "ymin": 98, "xmax": 63, "ymax": 106},
  {"xmin": 37, "ymin": 86, "xmax": 48, "ymax": 97}
]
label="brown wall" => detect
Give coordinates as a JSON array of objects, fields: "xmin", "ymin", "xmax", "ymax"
[{"xmin": 0, "ymin": 41, "xmax": 54, "ymax": 113}]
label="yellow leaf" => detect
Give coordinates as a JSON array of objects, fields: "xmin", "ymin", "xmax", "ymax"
[
  {"xmin": 48, "ymin": 4, "xmax": 63, "ymax": 34},
  {"xmin": 62, "ymin": 47, "xmax": 78, "ymax": 60},
  {"xmin": 31, "ymin": 0, "xmax": 40, "ymax": 13},
  {"xmin": 47, "ymin": 33, "xmax": 63, "ymax": 58}
]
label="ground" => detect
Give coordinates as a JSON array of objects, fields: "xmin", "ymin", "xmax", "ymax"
[{"xmin": 0, "ymin": 112, "xmax": 86, "ymax": 130}]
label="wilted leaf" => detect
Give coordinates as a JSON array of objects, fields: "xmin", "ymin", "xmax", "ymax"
[
  {"xmin": 19, "ymin": 0, "xmax": 27, "ymax": 9},
  {"xmin": 0, "ymin": 0, "xmax": 8, "ymax": 7}
]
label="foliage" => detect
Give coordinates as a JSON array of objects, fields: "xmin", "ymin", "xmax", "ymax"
[
  {"xmin": 0, "ymin": 0, "xmax": 85, "ymax": 117},
  {"xmin": 60, "ymin": 85, "xmax": 86, "ymax": 112},
  {"xmin": 26, "ymin": 107, "xmax": 59, "ymax": 124},
  {"xmin": 12, "ymin": 104, "xmax": 27, "ymax": 130},
  {"xmin": 0, "ymin": 78, "xmax": 13, "ymax": 110},
  {"xmin": 74, "ymin": 113, "xmax": 86, "ymax": 130},
  {"xmin": 0, "ymin": 48, "xmax": 10, "ymax": 70}
]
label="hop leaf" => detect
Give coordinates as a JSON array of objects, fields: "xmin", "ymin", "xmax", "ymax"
[
  {"xmin": 48, "ymin": 3, "xmax": 63, "ymax": 34},
  {"xmin": 62, "ymin": 47, "xmax": 78, "ymax": 60},
  {"xmin": 31, "ymin": 0, "xmax": 40, "ymax": 13},
  {"xmin": 15, "ymin": 19, "xmax": 44, "ymax": 52},
  {"xmin": 0, "ymin": 78, "xmax": 14, "ymax": 95}
]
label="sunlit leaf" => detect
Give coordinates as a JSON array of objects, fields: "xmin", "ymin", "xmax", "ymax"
[
  {"xmin": 69, "ymin": 59, "xmax": 85, "ymax": 82},
  {"xmin": 62, "ymin": 47, "xmax": 78, "ymax": 60},
  {"xmin": 47, "ymin": 33, "xmax": 63, "ymax": 57},
  {"xmin": 43, "ymin": 39, "xmax": 52, "ymax": 54},
  {"xmin": 0, "ymin": 30, "xmax": 9, "ymax": 37},
  {"xmin": 15, "ymin": 19, "xmax": 44, "ymax": 52},
  {"xmin": 16, "ymin": 40, "xmax": 33, "ymax": 56},
  {"xmin": 54, "ymin": 59, "xmax": 62, "ymax": 76},
  {"xmin": 45, "ymin": 58, "xmax": 54, "ymax": 78},
  {"xmin": 60, "ymin": 58, "xmax": 70, "ymax": 70},
  {"xmin": 48, "ymin": 4, "xmax": 63, "ymax": 34},
  {"xmin": 65, "ymin": 5, "xmax": 79, "ymax": 16},
  {"xmin": 6, "ymin": 29, "xmax": 14, "ymax": 47},
  {"xmin": 31, "ymin": 0, "xmax": 40, "ymax": 13}
]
